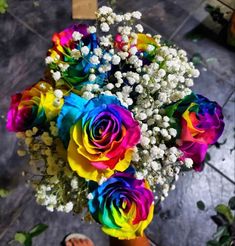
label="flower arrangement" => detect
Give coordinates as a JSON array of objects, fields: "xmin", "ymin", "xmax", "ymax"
[{"xmin": 6, "ymin": 6, "xmax": 225, "ymax": 240}]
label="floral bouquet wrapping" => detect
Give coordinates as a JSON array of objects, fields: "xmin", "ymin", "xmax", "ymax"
[{"xmin": 6, "ymin": 6, "xmax": 225, "ymax": 240}]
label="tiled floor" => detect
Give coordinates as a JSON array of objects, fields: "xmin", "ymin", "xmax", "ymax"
[{"xmin": 0, "ymin": 0, "xmax": 234, "ymax": 245}]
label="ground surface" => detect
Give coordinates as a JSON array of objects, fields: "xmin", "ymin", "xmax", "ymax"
[{"xmin": 0, "ymin": 0, "xmax": 234, "ymax": 245}]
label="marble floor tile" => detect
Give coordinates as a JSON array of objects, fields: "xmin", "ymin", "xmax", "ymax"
[
  {"xmin": 117, "ymin": 0, "xmax": 190, "ymax": 39},
  {"xmin": 146, "ymin": 166, "xmax": 235, "ymax": 246},
  {"xmin": 208, "ymin": 92, "xmax": 235, "ymax": 181},
  {"xmin": 172, "ymin": 15, "xmax": 235, "ymax": 87},
  {"xmin": 0, "ymin": 13, "xmax": 50, "ymax": 98}
]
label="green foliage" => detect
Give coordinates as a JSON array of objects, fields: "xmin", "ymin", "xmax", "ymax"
[
  {"xmin": 215, "ymin": 204, "xmax": 234, "ymax": 224},
  {"xmin": 0, "ymin": 0, "xmax": 8, "ymax": 14},
  {"xmin": 207, "ymin": 197, "xmax": 235, "ymax": 246},
  {"xmin": 14, "ymin": 233, "xmax": 32, "ymax": 246},
  {"xmin": 190, "ymin": 53, "xmax": 203, "ymax": 66},
  {"xmin": 0, "ymin": 188, "xmax": 10, "ymax": 198},
  {"xmin": 197, "ymin": 200, "xmax": 206, "ymax": 211},
  {"xmin": 108, "ymin": 0, "xmax": 116, "ymax": 8},
  {"xmin": 228, "ymin": 196, "xmax": 235, "ymax": 210},
  {"xmin": 13, "ymin": 224, "xmax": 48, "ymax": 246},
  {"xmin": 205, "ymin": 4, "xmax": 228, "ymax": 26}
]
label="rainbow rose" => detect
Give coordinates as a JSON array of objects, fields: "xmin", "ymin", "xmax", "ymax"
[
  {"xmin": 88, "ymin": 172, "xmax": 154, "ymax": 239},
  {"xmin": 165, "ymin": 93, "xmax": 224, "ymax": 171},
  {"xmin": 7, "ymin": 81, "xmax": 63, "ymax": 132},
  {"xmin": 114, "ymin": 33, "xmax": 158, "ymax": 63},
  {"xmin": 57, "ymin": 94, "xmax": 141, "ymax": 181},
  {"xmin": 47, "ymin": 24, "xmax": 109, "ymax": 89}
]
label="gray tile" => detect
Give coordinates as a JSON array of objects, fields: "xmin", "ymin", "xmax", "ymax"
[
  {"xmin": 7, "ymin": 0, "xmax": 72, "ymax": 40},
  {"xmin": 0, "ymin": 189, "xmax": 109, "ymax": 246},
  {"xmin": 0, "ymin": 13, "xmax": 49, "ymax": 98},
  {"xmin": 117, "ymin": 0, "xmax": 190, "ymax": 39},
  {"xmin": 7, "ymin": 0, "xmax": 108, "ymax": 41},
  {"xmin": 172, "ymin": 15, "xmax": 235, "ymax": 87},
  {"xmin": 0, "ymin": 13, "xmax": 50, "ymax": 191},
  {"xmin": 146, "ymin": 167, "xmax": 235, "ymax": 246},
  {"xmin": 167, "ymin": 0, "xmax": 205, "ymax": 14},
  {"xmin": 192, "ymin": 69, "xmax": 234, "ymax": 106},
  {"xmin": 208, "ymin": 92, "xmax": 235, "ymax": 181}
]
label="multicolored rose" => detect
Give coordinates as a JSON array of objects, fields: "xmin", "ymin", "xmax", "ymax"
[
  {"xmin": 114, "ymin": 33, "xmax": 158, "ymax": 63},
  {"xmin": 7, "ymin": 81, "xmax": 63, "ymax": 132},
  {"xmin": 57, "ymin": 93, "xmax": 141, "ymax": 181},
  {"xmin": 165, "ymin": 93, "xmax": 224, "ymax": 171},
  {"xmin": 88, "ymin": 172, "xmax": 154, "ymax": 239},
  {"xmin": 47, "ymin": 24, "xmax": 109, "ymax": 89}
]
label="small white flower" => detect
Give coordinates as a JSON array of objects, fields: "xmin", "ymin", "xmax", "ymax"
[
  {"xmin": 158, "ymin": 69, "xmax": 166, "ymax": 78},
  {"xmin": 58, "ymin": 63, "xmax": 69, "ymax": 72},
  {"xmin": 132, "ymin": 11, "xmax": 142, "ymax": 19},
  {"xmin": 45, "ymin": 56, "xmax": 54, "ymax": 64},
  {"xmin": 185, "ymin": 158, "xmax": 193, "ymax": 168},
  {"xmin": 129, "ymin": 46, "xmax": 138, "ymax": 55},
  {"xmin": 72, "ymin": 31, "xmax": 83, "ymax": 41},
  {"xmin": 100, "ymin": 22, "xmax": 110, "ymax": 32},
  {"xmin": 103, "ymin": 53, "xmax": 112, "ymax": 61},
  {"xmin": 71, "ymin": 178, "xmax": 78, "ymax": 189},
  {"xmin": 94, "ymin": 48, "xmax": 103, "ymax": 57},
  {"xmin": 136, "ymin": 172, "xmax": 144, "ymax": 180},
  {"xmin": 52, "ymin": 71, "xmax": 61, "ymax": 81},
  {"xmin": 89, "ymin": 74, "xmax": 96, "ymax": 82},
  {"xmin": 87, "ymin": 193, "xmax": 94, "ymax": 200},
  {"xmin": 114, "ymin": 71, "xmax": 122, "ymax": 79},
  {"xmin": 88, "ymin": 26, "xmax": 96, "ymax": 33},
  {"xmin": 135, "ymin": 84, "xmax": 144, "ymax": 93},
  {"xmin": 140, "ymin": 136, "xmax": 150, "ymax": 147},
  {"xmin": 46, "ymin": 205, "xmax": 54, "ymax": 212},
  {"xmin": 185, "ymin": 78, "xmax": 194, "ymax": 87},
  {"xmin": 124, "ymin": 13, "xmax": 132, "ymax": 21},
  {"xmin": 57, "ymin": 205, "xmax": 64, "ymax": 212},
  {"xmin": 81, "ymin": 46, "xmax": 90, "ymax": 56},
  {"xmin": 54, "ymin": 89, "xmax": 63, "ymax": 99},
  {"xmin": 135, "ymin": 24, "xmax": 143, "ymax": 33},
  {"xmin": 106, "ymin": 83, "xmax": 114, "ymax": 90},
  {"xmin": 71, "ymin": 49, "xmax": 81, "ymax": 59},
  {"xmin": 191, "ymin": 69, "xmax": 200, "ymax": 77},
  {"xmin": 64, "ymin": 202, "xmax": 74, "ymax": 213},
  {"xmin": 90, "ymin": 55, "xmax": 100, "ymax": 65},
  {"xmin": 115, "ymin": 15, "xmax": 123, "ymax": 22}
]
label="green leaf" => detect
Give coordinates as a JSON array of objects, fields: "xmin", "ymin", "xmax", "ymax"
[
  {"xmin": 207, "ymin": 240, "xmax": 220, "ymax": 246},
  {"xmin": 190, "ymin": 53, "xmax": 203, "ymax": 66},
  {"xmin": 213, "ymin": 226, "xmax": 229, "ymax": 241},
  {"xmin": 219, "ymin": 235, "xmax": 232, "ymax": 244},
  {"xmin": 205, "ymin": 153, "xmax": 211, "ymax": 163},
  {"xmin": 215, "ymin": 204, "xmax": 234, "ymax": 224},
  {"xmin": 197, "ymin": 200, "xmax": 206, "ymax": 210},
  {"xmin": 29, "ymin": 223, "xmax": 48, "ymax": 237},
  {"xmin": 14, "ymin": 233, "xmax": 27, "ymax": 244},
  {"xmin": 211, "ymin": 215, "xmax": 226, "ymax": 227},
  {"xmin": 0, "ymin": 0, "xmax": 8, "ymax": 14},
  {"xmin": 228, "ymin": 196, "xmax": 235, "ymax": 210},
  {"xmin": 14, "ymin": 232, "xmax": 32, "ymax": 245},
  {"xmin": 0, "ymin": 188, "xmax": 10, "ymax": 198}
]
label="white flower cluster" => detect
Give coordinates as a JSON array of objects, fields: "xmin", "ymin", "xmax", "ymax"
[
  {"xmin": 91, "ymin": 7, "xmax": 200, "ymax": 199},
  {"xmin": 36, "ymin": 184, "xmax": 74, "ymax": 213}
]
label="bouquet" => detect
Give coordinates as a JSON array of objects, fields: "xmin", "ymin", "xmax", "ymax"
[{"xmin": 6, "ymin": 6, "xmax": 225, "ymax": 240}]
